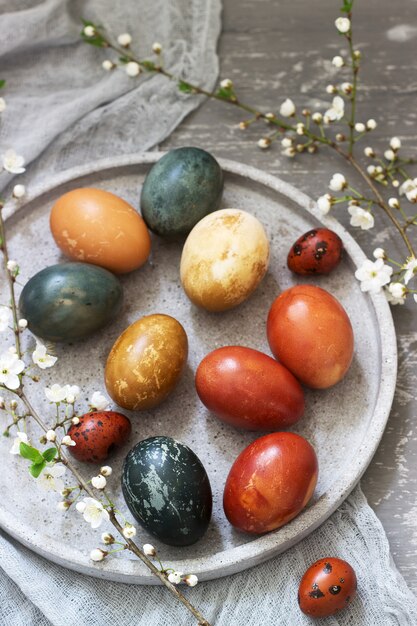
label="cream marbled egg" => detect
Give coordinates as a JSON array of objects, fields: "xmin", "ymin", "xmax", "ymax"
[{"xmin": 180, "ymin": 209, "xmax": 270, "ymax": 312}]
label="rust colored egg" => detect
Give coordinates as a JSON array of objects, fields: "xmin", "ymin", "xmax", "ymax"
[
  {"xmin": 287, "ymin": 228, "xmax": 343, "ymax": 275},
  {"xmin": 223, "ymin": 432, "xmax": 318, "ymax": 534},
  {"xmin": 195, "ymin": 346, "xmax": 304, "ymax": 430},
  {"xmin": 67, "ymin": 411, "xmax": 131, "ymax": 463},
  {"xmin": 105, "ymin": 314, "xmax": 188, "ymax": 410},
  {"xmin": 267, "ymin": 285, "xmax": 354, "ymax": 389},
  {"xmin": 298, "ymin": 557, "xmax": 357, "ymax": 618}
]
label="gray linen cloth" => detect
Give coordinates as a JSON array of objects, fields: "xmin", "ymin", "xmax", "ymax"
[{"xmin": 0, "ymin": 1, "xmax": 416, "ymax": 625}]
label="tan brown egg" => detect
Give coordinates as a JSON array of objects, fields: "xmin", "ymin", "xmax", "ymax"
[
  {"xmin": 105, "ymin": 314, "xmax": 188, "ymax": 410},
  {"xmin": 50, "ymin": 188, "xmax": 151, "ymax": 274},
  {"xmin": 180, "ymin": 209, "xmax": 270, "ymax": 312}
]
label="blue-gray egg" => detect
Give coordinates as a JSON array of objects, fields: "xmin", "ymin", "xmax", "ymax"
[
  {"xmin": 19, "ymin": 262, "xmax": 123, "ymax": 342},
  {"xmin": 140, "ymin": 147, "xmax": 224, "ymax": 238},
  {"xmin": 122, "ymin": 436, "xmax": 212, "ymax": 546}
]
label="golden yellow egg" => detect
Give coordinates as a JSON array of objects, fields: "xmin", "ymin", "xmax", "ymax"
[
  {"xmin": 180, "ymin": 209, "xmax": 270, "ymax": 312},
  {"xmin": 105, "ymin": 314, "xmax": 188, "ymax": 410}
]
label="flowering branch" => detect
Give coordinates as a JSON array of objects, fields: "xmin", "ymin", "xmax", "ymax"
[{"xmin": 81, "ymin": 0, "xmax": 417, "ymax": 304}]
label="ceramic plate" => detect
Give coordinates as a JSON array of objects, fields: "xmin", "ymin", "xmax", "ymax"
[{"xmin": 0, "ymin": 153, "xmax": 397, "ymax": 583}]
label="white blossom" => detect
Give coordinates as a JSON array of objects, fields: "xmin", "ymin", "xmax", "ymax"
[
  {"xmin": 257, "ymin": 137, "xmax": 271, "ymax": 149},
  {"xmin": 76, "ymin": 497, "xmax": 110, "ymax": 529},
  {"xmin": 117, "ymin": 33, "xmax": 132, "ymax": 46},
  {"xmin": 64, "ymin": 384, "xmax": 80, "ymax": 403},
  {"xmin": 83, "ymin": 25, "xmax": 95, "ymax": 37},
  {"xmin": 90, "ymin": 391, "xmax": 109, "ymax": 411},
  {"xmin": 101, "ymin": 532, "xmax": 115, "ymax": 544},
  {"xmin": 18, "ymin": 318, "xmax": 28, "ymax": 330},
  {"xmin": 282, "ymin": 146, "xmax": 296, "ymax": 157},
  {"xmin": 384, "ymin": 149, "xmax": 395, "ymax": 161},
  {"xmin": 44, "ymin": 383, "xmax": 67, "ymax": 403},
  {"xmin": 414, "ymin": 295, "xmax": 417, "ymax": 304},
  {"xmin": 125, "ymin": 62, "xmax": 140, "ymax": 77},
  {"xmin": 152, "ymin": 42, "xmax": 162, "ymax": 54},
  {"xmin": 348, "ymin": 205, "xmax": 375, "ymax": 230},
  {"xmin": 220, "ymin": 78, "xmax": 233, "ymax": 89},
  {"xmin": 279, "ymin": 98, "xmax": 295, "ymax": 117},
  {"xmin": 317, "ymin": 194, "xmax": 332, "ymax": 215},
  {"xmin": 281, "ymin": 137, "xmax": 292, "ymax": 148},
  {"xmin": 329, "ymin": 173, "xmax": 347, "ymax": 191},
  {"xmin": 90, "ymin": 548, "xmax": 107, "ymax": 562},
  {"xmin": 386, "ymin": 282, "xmax": 407, "ymax": 305},
  {"xmin": 0, "ymin": 351, "xmax": 25, "ymax": 390},
  {"xmin": 46, "ymin": 429, "xmax": 57, "ymax": 442},
  {"xmin": 335, "ymin": 17, "xmax": 351, "ymax": 33},
  {"xmin": 38, "ymin": 464, "xmax": 66, "ymax": 492},
  {"xmin": 32, "ymin": 342, "xmax": 57, "ymax": 369},
  {"xmin": 143, "ymin": 543, "xmax": 156, "ymax": 556},
  {"xmin": 92, "ymin": 474, "xmax": 107, "ymax": 489},
  {"xmin": 2, "ymin": 150, "xmax": 26, "ymax": 174},
  {"xmin": 100, "ymin": 466, "xmax": 112, "ymax": 477},
  {"xmin": 9, "ymin": 431, "xmax": 29, "ymax": 455},
  {"xmin": 312, "ymin": 112, "xmax": 323, "ymax": 123},
  {"xmin": 57, "ymin": 501, "xmax": 70, "ymax": 511},
  {"xmin": 184, "ymin": 574, "xmax": 198, "ymax": 587},
  {"xmin": 366, "ymin": 119, "xmax": 377, "ymax": 130},
  {"xmin": 62, "ymin": 435, "xmax": 76, "ymax": 447},
  {"xmin": 168, "ymin": 571, "xmax": 183, "ymax": 584},
  {"xmin": 326, "ymin": 84, "xmax": 337, "ymax": 94},
  {"xmin": 102, "ymin": 60, "xmax": 114, "ymax": 71},
  {"xmin": 0, "ymin": 98, "xmax": 6, "ymax": 113},
  {"xmin": 0, "ymin": 307, "xmax": 11, "ymax": 332},
  {"xmin": 399, "ymin": 178, "xmax": 417, "ymax": 203},
  {"xmin": 403, "ymin": 257, "xmax": 417, "ymax": 285},
  {"xmin": 355, "ymin": 258, "xmax": 393, "ymax": 294},
  {"xmin": 354, "ymin": 122, "xmax": 366, "ymax": 133},
  {"xmin": 7, "ymin": 260, "xmax": 18, "ymax": 272},
  {"xmin": 71, "ymin": 416, "xmax": 80, "ymax": 425},
  {"xmin": 324, "ymin": 95, "xmax": 344, "ymax": 121},
  {"xmin": 364, "ymin": 146, "xmax": 374, "ymax": 157},
  {"xmin": 388, "ymin": 197, "xmax": 400, "ymax": 209},
  {"xmin": 122, "ymin": 524, "xmax": 137, "ymax": 539},
  {"xmin": 373, "ymin": 248, "xmax": 385, "ymax": 260},
  {"xmin": 390, "ymin": 137, "xmax": 401, "ymax": 150},
  {"xmin": 332, "ymin": 55, "xmax": 344, "ymax": 68},
  {"xmin": 13, "ymin": 184, "xmax": 26, "ymax": 199},
  {"xmin": 296, "ymin": 122, "xmax": 305, "ymax": 135},
  {"xmin": 341, "ymin": 82, "xmax": 353, "ymax": 94}
]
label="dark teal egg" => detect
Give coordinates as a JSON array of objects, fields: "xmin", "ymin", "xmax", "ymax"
[
  {"xmin": 19, "ymin": 262, "xmax": 123, "ymax": 342},
  {"xmin": 140, "ymin": 147, "xmax": 224, "ymax": 238},
  {"xmin": 122, "ymin": 436, "xmax": 212, "ymax": 546}
]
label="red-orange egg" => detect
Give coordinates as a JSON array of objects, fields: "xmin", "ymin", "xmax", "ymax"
[
  {"xmin": 267, "ymin": 285, "xmax": 354, "ymax": 389},
  {"xmin": 298, "ymin": 557, "xmax": 357, "ymax": 618},
  {"xmin": 223, "ymin": 432, "xmax": 318, "ymax": 534},
  {"xmin": 287, "ymin": 228, "xmax": 343, "ymax": 275},
  {"xmin": 68, "ymin": 411, "xmax": 131, "ymax": 463}
]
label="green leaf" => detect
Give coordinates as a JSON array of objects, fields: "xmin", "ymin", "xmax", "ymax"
[
  {"xmin": 19, "ymin": 442, "xmax": 44, "ymax": 464},
  {"xmin": 178, "ymin": 80, "xmax": 193, "ymax": 94},
  {"xmin": 0, "ymin": 80, "xmax": 5, "ymax": 89},
  {"xmin": 29, "ymin": 461, "xmax": 46, "ymax": 478},
  {"xmin": 142, "ymin": 60, "xmax": 156, "ymax": 72},
  {"xmin": 118, "ymin": 56, "xmax": 130, "ymax": 64},
  {"xmin": 215, "ymin": 87, "xmax": 237, "ymax": 101},
  {"xmin": 42, "ymin": 447, "xmax": 57, "ymax": 462}
]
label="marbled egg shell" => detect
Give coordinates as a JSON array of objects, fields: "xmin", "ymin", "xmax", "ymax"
[
  {"xmin": 122, "ymin": 436, "xmax": 212, "ymax": 546},
  {"xmin": 68, "ymin": 411, "xmax": 131, "ymax": 463},
  {"xmin": 180, "ymin": 209, "xmax": 270, "ymax": 312},
  {"xmin": 19, "ymin": 262, "xmax": 123, "ymax": 342},
  {"xmin": 105, "ymin": 314, "xmax": 188, "ymax": 410},
  {"xmin": 50, "ymin": 188, "xmax": 151, "ymax": 274},
  {"xmin": 140, "ymin": 147, "xmax": 224, "ymax": 238}
]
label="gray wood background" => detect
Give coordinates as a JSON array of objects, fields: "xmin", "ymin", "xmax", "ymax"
[{"xmin": 161, "ymin": 0, "xmax": 417, "ymax": 594}]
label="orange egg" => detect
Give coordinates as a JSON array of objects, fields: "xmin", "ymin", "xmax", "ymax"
[{"xmin": 50, "ymin": 188, "xmax": 151, "ymax": 274}]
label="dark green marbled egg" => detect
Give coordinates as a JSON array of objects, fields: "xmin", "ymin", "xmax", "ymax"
[
  {"xmin": 19, "ymin": 262, "xmax": 123, "ymax": 342},
  {"xmin": 140, "ymin": 147, "xmax": 224, "ymax": 238},
  {"xmin": 122, "ymin": 436, "xmax": 212, "ymax": 546}
]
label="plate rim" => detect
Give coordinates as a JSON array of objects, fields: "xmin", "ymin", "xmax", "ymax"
[{"xmin": 0, "ymin": 152, "xmax": 397, "ymax": 584}]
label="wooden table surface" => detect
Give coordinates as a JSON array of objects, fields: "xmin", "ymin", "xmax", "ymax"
[{"xmin": 161, "ymin": 0, "xmax": 417, "ymax": 595}]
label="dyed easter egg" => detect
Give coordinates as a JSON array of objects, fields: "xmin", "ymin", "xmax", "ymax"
[
  {"xmin": 223, "ymin": 432, "xmax": 318, "ymax": 534},
  {"xmin": 105, "ymin": 314, "xmax": 188, "ymax": 410},
  {"xmin": 267, "ymin": 285, "xmax": 354, "ymax": 389},
  {"xmin": 195, "ymin": 346, "xmax": 304, "ymax": 430},
  {"xmin": 68, "ymin": 411, "xmax": 131, "ymax": 463},
  {"xmin": 50, "ymin": 188, "xmax": 151, "ymax": 274},
  {"xmin": 287, "ymin": 228, "xmax": 343, "ymax": 275},
  {"xmin": 298, "ymin": 557, "xmax": 357, "ymax": 618},
  {"xmin": 180, "ymin": 209, "xmax": 270, "ymax": 312},
  {"xmin": 19, "ymin": 262, "xmax": 123, "ymax": 342},
  {"xmin": 122, "ymin": 436, "xmax": 212, "ymax": 546},
  {"xmin": 140, "ymin": 147, "xmax": 224, "ymax": 238}
]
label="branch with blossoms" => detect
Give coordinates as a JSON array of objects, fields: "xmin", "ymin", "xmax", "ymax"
[
  {"xmin": 0, "ymin": 116, "xmax": 209, "ymax": 624},
  {"xmin": 81, "ymin": 0, "xmax": 417, "ymax": 305}
]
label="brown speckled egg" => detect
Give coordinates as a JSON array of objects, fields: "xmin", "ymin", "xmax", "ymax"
[
  {"xmin": 50, "ymin": 188, "xmax": 151, "ymax": 274},
  {"xmin": 67, "ymin": 411, "xmax": 131, "ymax": 463},
  {"xmin": 105, "ymin": 313, "xmax": 188, "ymax": 410},
  {"xmin": 180, "ymin": 209, "xmax": 270, "ymax": 312},
  {"xmin": 287, "ymin": 228, "xmax": 343, "ymax": 275},
  {"xmin": 298, "ymin": 557, "xmax": 357, "ymax": 618}
]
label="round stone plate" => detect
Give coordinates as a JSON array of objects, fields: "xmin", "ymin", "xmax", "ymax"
[{"xmin": 0, "ymin": 153, "xmax": 396, "ymax": 584}]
